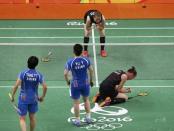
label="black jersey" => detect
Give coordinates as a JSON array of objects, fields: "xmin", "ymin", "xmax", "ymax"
[
  {"xmin": 84, "ymin": 10, "xmax": 103, "ymax": 24},
  {"xmin": 100, "ymin": 70, "xmax": 126, "ymax": 89}
]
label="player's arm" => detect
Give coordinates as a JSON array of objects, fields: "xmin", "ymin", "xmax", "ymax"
[
  {"xmin": 97, "ymin": 15, "xmax": 105, "ymax": 30},
  {"xmin": 116, "ymin": 74, "xmax": 131, "ymax": 93},
  {"xmin": 88, "ymin": 65, "xmax": 94, "ymax": 87},
  {"xmin": 85, "ymin": 16, "xmax": 92, "ymax": 30},
  {"xmin": 11, "ymin": 79, "xmax": 21, "ymax": 102},
  {"xmin": 118, "ymin": 87, "xmax": 131, "ymax": 93},
  {"xmin": 115, "ymin": 74, "xmax": 127, "ymax": 91},
  {"xmin": 38, "ymin": 82, "xmax": 47, "ymax": 102},
  {"xmin": 64, "ymin": 69, "xmax": 70, "ymax": 86}
]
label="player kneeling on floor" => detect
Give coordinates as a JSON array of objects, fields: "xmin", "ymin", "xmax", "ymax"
[{"xmin": 93, "ymin": 66, "xmax": 137, "ymax": 107}]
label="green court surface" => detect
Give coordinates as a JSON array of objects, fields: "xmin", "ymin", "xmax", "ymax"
[{"xmin": 0, "ymin": 19, "xmax": 174, "ymax": 131}]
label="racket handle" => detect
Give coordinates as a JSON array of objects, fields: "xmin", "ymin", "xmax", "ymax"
[
  {"xmin": 128, "ymin": 96, "xmax": 134, "ymax": 99},
  {"xmin": 9, "ymin": 93, "xmax": 12, "ymax": 99},
  {"xmin": 8, "ymin": 93, "xmax": 14, "ymax": 102},
  {"xmin": 128, "ymin": 95, "xmax": 138, "ymax": 99}
]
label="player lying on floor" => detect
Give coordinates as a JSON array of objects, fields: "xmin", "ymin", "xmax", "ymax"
[{"xmin": 93, "ymin": 66, "xmax": 137, "ymax": 107}]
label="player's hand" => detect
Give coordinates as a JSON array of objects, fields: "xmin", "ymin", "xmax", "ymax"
[
  {"xmin": 90, "ymin": 81, "xmax": 94, "ymax": 87},
  {"xmin": 38, "ymin": 96, "xmax": 44, "ymax": 102},
  {"xmin": 126, "ymin": 88, "xmax": 131, "ymax": 93},
  {"xmin": 11, "ymin": 96, "xmax": 14, "ymax": 102},
  {"xmin": 67, "ymin": 80, "xmax": 70, "ymax": 86}
]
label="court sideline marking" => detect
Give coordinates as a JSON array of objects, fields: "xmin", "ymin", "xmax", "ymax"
[
  {"xmin": 0, "ymin": 36, "xmax": 174, "ymax": 39},
  {"xmin": 0, "ymin": 27, "xmax": 174, "ymax": 30},
  {"xmin": 1, "ymin": 85, "xmax": 174, "ymax": 88},
  {"xmin": 92, "ymin": 27, "xmax": 99, "ymax": 87},
  {"xmin": 0, "ymin": 43, "xmax": 174, "ymax": 46}
]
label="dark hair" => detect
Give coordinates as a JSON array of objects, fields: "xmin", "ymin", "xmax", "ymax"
[
  {"xmin": 27, "ymin": 56, "xmax": 39, "ymax": 69},
  {"xmin": 127, "ymin": 66, "xmax": 137, "ymax": 77},
  {"xmin": 94, "ymin": 10, "xmax": 102, "ymax": 17},
  {"xmin": 73, "ymin": 44, "xmax": 83, "ymax": 56}
]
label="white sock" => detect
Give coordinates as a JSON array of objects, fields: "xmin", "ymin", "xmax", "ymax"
[
  {"xmin": 86, "ymin": 113, "xmax": 91, "ymax": 119},
  {"xmin": 76, "ymin": 117, "xmax": 80, "ymax": 122}
]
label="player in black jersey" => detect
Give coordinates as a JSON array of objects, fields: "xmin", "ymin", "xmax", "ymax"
[
  {"xmin": 83, "ymin": 10, "xmax": 107, "ymax": 57},
  {"xmin": 93, "ymin": 66, "xmax": 137, "ymax": 107}
]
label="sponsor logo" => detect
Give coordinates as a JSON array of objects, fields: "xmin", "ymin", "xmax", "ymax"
[
  {"xmin": 68, "ymin": 103, "xmax": 132, "ymax": 130},
  {"xmin": 67, "ymin": 21, "xmax": 118, "ymax": 26}
]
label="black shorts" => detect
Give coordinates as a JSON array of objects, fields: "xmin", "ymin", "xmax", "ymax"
[{"xmin": 99, "ymin": 84, "xmax": 118, "ymax": 101}]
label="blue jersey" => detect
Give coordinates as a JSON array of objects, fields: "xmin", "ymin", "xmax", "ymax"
[
  {"xmin": 65, "ymin": 56, "xmax": 91, "ymax": 87},
  {"xmin": 18, "ymin": 69, "xmax": 44, "ymax": 104}
]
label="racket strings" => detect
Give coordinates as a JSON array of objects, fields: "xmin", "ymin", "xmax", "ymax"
[{"xmin": 41, "ymin": 51, "xmax": 53, "ymax": 62}]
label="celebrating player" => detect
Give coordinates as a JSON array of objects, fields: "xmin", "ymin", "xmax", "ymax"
[
  {"xmin": 10, "ymin": 56, "xmax": 47, "ymax": 131},
  {"xmin": 83, "ymin": 10, "xmax": 107, "ymax": 57},
  {"xmin": 64, "ymin": 44, "xmax": 94, "ymax": 126},
  {"xmin": 93, "ymin": 66, "xmax": 137, "ymax": 107}
]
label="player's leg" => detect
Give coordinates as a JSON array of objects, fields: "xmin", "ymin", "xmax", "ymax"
[
  {"xmin": 70, "ymin": 86, "xmax": 81, "ymax": 126},
  {"xmin": 83, "ymin": 96, "xmax": 91, "ymax": 123},
  {"xmin": 97, "ymin": 26, "xmax": 107, "ymax": 57},
  {"xmin": 19, "ymin": 116, "xmax": 27, "ymax": 131},
  {"xmin": 18, "ymin": 103, "xmax": 28, "ymax": 131},
  {"xmin": 73, "ymin": 99, "xmax": 80, "ymax": 119},
  {"xmin": 29, "ymin": 113, "xmax": 36, "ymax": 131},
  {"xmin": 83, "ymin": 12, "xmax": 91, "ymax": 57},
  {"xmin": 28, "ymin": 103, "xmax": 38, "ymax": 131},
  {"xmin": 115, "ymin": 87, "xmax": 129, "ymax": 102},
  {"xmin": 116, "ymin": 93, "xmax": 128, "ymax": 100},
  {"xmin": 109, "ymin": 92, "xmax": 128, "ymax": 105},
  {"xmin": 81, "ymin": 85, "xmax": 92, "ymax": 123},
  {"xmin": 83, "ymin": 25, "xmax": 92, "ymax": 57},
  {"xmin": 73, "ymin": 99, "xmax": 81, "ymax": 126},
  {"xmin": 99, "ymin": 86, "xmax": 118, "ymax": 107}
]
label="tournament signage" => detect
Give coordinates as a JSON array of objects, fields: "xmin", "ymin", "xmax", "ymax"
[{"xmin": 67, "ymin": 21, "xmax": 118, "ymax": 26}]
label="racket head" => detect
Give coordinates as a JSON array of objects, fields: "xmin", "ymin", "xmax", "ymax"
[
  {"xmin": 41, "ymin": 58, "xmax": 50, "ymax": 62},
  {"xmin": 128, "ymin": 92, "xmax": 148, "ymax": 100}
]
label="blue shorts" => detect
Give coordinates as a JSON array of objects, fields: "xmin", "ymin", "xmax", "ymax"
[
  {"xmin": 18, "ymin": 102, "xmax": 38, "ymax": 116},
  {"xmin": 70, "ymin": 85, "xmax": 90, "ymax": 100}
]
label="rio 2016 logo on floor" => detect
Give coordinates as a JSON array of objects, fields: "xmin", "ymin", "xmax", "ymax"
[{"xmin": 67, "ymin": 103, "xmax": 133, "ymax": 130}]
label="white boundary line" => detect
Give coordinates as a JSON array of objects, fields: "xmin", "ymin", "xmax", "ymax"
[
  {"xmin": 0, "ymin": 27, "xmax": 174, "ymax": 30},
  {"xmin": 0, "ymin": 36, "xmax": 81, "ymax": 39},
  {"xmin": 106, "ymin": 36, "xmax": 174, "ymax": 38},
  {"xmin": 1, "ymin": 85, "xmax": 174, "ymax": 88},
  {"xmin": 0, "ymin": 43, "xmax": 174, "ymax": 46},
  {"xmin": 92, "ymin": 27, "xmax": 99, "ymax": 87},
  {"xmin": 0, "ymin": 36, "xmax": 174, "ymax": 39}
]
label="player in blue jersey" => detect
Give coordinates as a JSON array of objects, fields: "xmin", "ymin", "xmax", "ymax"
[
  {"xmin": 10, "ymin": 56, "xmax": 47, "ymax": 131},
  {"xmin": 64, "ymin": 44, "xmax": 94, "ymax": 126}
]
